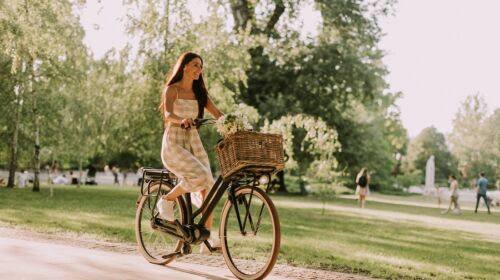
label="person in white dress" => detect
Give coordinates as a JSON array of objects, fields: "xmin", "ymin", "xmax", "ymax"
[{"xmin": 18, "ymin": 170, "xmax": 28, "ymax": 188}]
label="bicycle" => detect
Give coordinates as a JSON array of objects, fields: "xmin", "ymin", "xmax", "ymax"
[{"xmin": 135, "ymin": 118, "xmax": 282, "ymax": 280}]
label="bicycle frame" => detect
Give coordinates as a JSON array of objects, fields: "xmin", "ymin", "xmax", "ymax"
[
  {"xmin": 140, "ymin": 167, "xmax": 274, "ymax": 245},
  {"xmin": 191, "ymin": 172, "xmax": 266, "ymax": 230}
]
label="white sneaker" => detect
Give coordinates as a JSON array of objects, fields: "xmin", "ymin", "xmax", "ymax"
[
  {"xmin": 157, "ymin": 199, "xmax": 175, "ymax": 222},
  {"xmin": 200, "ymin": 236, "xmax": 221, "ymax": 255}
]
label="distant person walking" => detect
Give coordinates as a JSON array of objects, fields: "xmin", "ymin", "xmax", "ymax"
[
  {"xmin": 355, "ymin": 168, "xmax": 370, "ymax": 208},
  {"xmin": 111, "ymin": 166, "xmax": 119, "ymax": 185},
  {"xmin": 443, "ymin": 175, "xmax": 461, "ymax": 214},
  {"xmin": 50, "ymin": 160, "xmax": 60, "ymax": 184},
  {"xmin": 136, "ymin": 167, "xmax": 144, "ymax": 187},
  {"xmin": 18, "ymin": 170, "xmax": 28, "ymax": 188},
  {"xmin": 475, "ymin": 172, "xmax": 491, "ymax": 214},
  {"xmin": 122, "ymin": 169, "xmax": 128, "ymax": 186}
]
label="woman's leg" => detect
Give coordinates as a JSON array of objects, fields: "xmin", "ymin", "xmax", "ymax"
[
  {"xmin": 455, "ymin": 198, "xmax": 461, "ymax": 212},
  {"xmin": 162, "ymin": 184, "xmax": 186, "ymax": 201},
  {"xmin": 360, "ymin": 195, "xmax": 366, "ymax": 208},
  {"xmin": 156, "ymin": 184, "xmax": 186, "ymax": 221},
  {"xmin": 475, "ymin": 194, "xmax": 481, "ymax": 213},
  {"xmin": 443, "ymin": 198, "xmax": 452, "ymax": 213},
  {"xmin": 199, "ymin": 188, "xmax": 220, "ymax": 255},
  {"xmin": 200, "ymin": 189, "xmax": 214, "ymax": 230},
  {"xmin": 481, "ymin": 194, "xmax": 491, "ymax": 213}
]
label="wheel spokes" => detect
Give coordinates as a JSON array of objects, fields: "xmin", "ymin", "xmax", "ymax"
[
  {"xmin": 138, "ymin": 193, "xmax": 180, "ymax": 260},
  {"xmin": 223, "ymin": 191, "xmax": 276, "ymax": 276}
]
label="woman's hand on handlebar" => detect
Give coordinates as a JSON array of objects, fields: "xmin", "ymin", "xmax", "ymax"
[
  {"xmin": 181, "ymin": 118, "xmax": 194, "ymax": 129},
  {"xmin": 181, "ymin": 118, "xmax": 215, "ymax": 129}
]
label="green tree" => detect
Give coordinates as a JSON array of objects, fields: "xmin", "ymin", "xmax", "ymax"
[
  {"xmin": 0, "ymin": 0, "xmax": 87, "ymax": 190},
  {"xmin": 262, "ymin": 114, "xmax": 341, "ymax": 193},
  {"xmin": 228, "ymin": 0, "xmax": 402, "ymax": 190},
  {"xmin": 0, "ymin": 55, "xmax": 17, "ymax": 168},
  {"xmin": 449, "ymin": 94, "xmax": 498, "ymax": 183},
  {"xmin": 482, "ymin": 109, "xmax": 500, "ymax": 182},
  {"xmin": 404, "ymin": 127, "xmax": 456, "ymax": 184}
]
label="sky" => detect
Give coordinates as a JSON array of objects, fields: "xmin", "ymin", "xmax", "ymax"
[
  {"xmin": 379, "ymin": 0, "xmax": 500, "ymax": 137},
  {"xmin": 79, "ymin": 0, "xmax": 500, "ymax": 137}
]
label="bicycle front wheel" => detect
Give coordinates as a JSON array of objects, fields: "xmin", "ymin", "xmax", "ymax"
[
  {"xmin": 220, "ymin": 185, "xmax": 281, "ymax": 280},
  {"xmin": 135, "ymin": 181, "xmax": 186, "ymax": 265}
]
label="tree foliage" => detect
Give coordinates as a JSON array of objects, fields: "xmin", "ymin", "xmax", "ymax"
[
  {"xmin": 262, "ymin": 114, "xmax": 341, "ymax": 177},
  {"xmin": 0, "ymin": 0, "xmax": 87, "ymax": 189},
  {"xmin": 0, "ymin": 0, "xmax": 411, "ymax": 193},
  {"xmin": 449, "ymin": 94, "xmax": 499, "ymax": 183}
]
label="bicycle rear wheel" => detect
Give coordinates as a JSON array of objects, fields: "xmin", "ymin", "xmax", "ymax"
[
  {"xmin": 220, "ymin": 185, "xmax": 281, "ymax": 280},
  {"xmin": 135, "ymin": 181, "xmax": 186, "ymax": 264}
]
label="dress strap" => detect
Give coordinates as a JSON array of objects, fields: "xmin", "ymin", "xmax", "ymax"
[{"xmin": 174, "ymin": 85, "xmax": 179, "ymax": 100}]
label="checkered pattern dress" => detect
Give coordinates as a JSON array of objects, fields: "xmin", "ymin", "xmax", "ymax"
[{"xmin": 161, "ymin": 97, "xmax": 214, "ymax": 193}]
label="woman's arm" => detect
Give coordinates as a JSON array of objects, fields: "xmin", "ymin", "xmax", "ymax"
[{"xmin": 205, "ymin": 95, "xmax": 223, "ymax": 119}]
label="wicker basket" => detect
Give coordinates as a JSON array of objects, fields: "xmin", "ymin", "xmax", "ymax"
[{"xmin": 215, "ymin": 131, "xmax": 284, "ymax": 178}]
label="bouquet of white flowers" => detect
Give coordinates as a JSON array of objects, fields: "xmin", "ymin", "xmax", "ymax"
[{"xmin": 215, "ymin": 112, "xmax": 252, "ymax": 136}]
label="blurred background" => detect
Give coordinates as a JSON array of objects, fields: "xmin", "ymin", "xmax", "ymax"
[{"xmin": 1, "ymin": 0, "xmax": 498, "ymax": 193}]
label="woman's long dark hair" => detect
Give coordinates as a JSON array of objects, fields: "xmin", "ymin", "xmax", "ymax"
[{"xmin": 160, "ymin": 52, "xmax": 208, "ymax": 120}]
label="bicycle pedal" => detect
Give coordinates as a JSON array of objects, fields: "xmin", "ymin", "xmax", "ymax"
[
  {"xmin": 203, "ymin": 239, "xmax": 222, "ymax": 252},
  {"xmin": 211, "ymin": 246, "xmax": 222, "ymax": 253},
  {"xmin": 181, "ymin": 243, "xmax": 192, "ymax": 255}
]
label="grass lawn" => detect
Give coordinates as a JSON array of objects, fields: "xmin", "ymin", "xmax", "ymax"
[{"xmin": 1, "ymin": 185, "xmax": 499, "ymax": 279}]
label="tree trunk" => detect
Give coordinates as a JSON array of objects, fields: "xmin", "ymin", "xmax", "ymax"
[
  {"xmin": 229, "ymin": 0, "xmax": 252, "ymax": 31},
  {"xmin": 264, "ymin": 0, "xmax": 285, "ymax": 35},
  {"xmin": 275, "ymin": 170, "xmax": 287, "ymax": 192},
  {"xmin": 299, "ymin": 176, "xmax": 307, "ymax": 195},
  {"xmin": 231, "ymin": 0, "xmax": 286, "ymax": 107},
  {"xmin": 78, "ymin": 159, "xmax": 83, "ymax": 188},
  {"xmin": 30, "ymin": 60, "xmax": 40, "ymax": 192},
  {"xmin": 7, "ymin": 84, "xmax": 22, "ymax": 188},
  {"xmin": 230, "ymin": 0, "xmax": 284, "ymax": 36}
]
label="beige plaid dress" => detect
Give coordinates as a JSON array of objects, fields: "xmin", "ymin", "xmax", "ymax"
[{"xmin": 161, "ymin": 96, "xmax": 214, "ymax": 193}]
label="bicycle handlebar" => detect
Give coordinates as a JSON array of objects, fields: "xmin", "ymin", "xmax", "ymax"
[
  {"xmin": 194, "ymin": 118, "xmax": 216, "ymax": 126},
  {"xmin": 181, "ymin": 118, "xmax": 216, "ymax": 129}
]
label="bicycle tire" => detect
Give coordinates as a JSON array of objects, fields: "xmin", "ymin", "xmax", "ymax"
[
  {"xmin": 220, "ymin": 185, "xmax": 281, "ymax": 280},
  {"xmin": 135, "ymin": 181, "xmax": 186, "ymax": 265}
]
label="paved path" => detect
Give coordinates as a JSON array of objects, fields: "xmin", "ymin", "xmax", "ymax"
[
  {"xmin": 0, "ymin": 237, "xmax": 288, "ymax": 280},
  {"xmin": 340, "ymin": 194, "xmax": 500, "ymax": 212}
]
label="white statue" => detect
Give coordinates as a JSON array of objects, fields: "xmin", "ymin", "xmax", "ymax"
[{"xmin": 424, "ymin": 155, "xmax": 436, "ymax": 196}]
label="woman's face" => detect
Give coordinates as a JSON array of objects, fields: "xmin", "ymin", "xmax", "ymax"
[{"xmin": 183, "ymin": 57, "xmax": 203, "ymax": 80}]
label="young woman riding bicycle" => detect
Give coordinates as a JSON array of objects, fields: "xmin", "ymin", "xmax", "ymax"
[{"xmin": 158, "ymin": 52, "xmax": 223, "ymax": 255}]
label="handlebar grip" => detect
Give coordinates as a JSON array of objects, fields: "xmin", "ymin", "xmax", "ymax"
[{"xmin": 180, "ymin": 118, "xmax": 213, "ymax": 129}]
